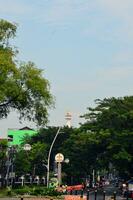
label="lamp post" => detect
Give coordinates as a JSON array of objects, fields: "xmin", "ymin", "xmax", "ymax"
[
  {"xmin": 55, "ymin": 154, "xmax": 69, "ymax": 187},
  {"xmin": 55, "ymin": 153, "xmax": 64, "ymax": 186},
  {"xmin": 46, "ymin": 127, "xmax": 61, "ymax": 188},
  {"xmin": 23, "ymin": 144, "xmax": 31, "ymax": 151}
]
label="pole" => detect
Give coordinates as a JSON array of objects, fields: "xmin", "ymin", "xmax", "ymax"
[
  {"xmin": 11, "ymin": 163, "xmax": 14, "ymax": 187},
  {"xmin": 87, "ymin": 190, "xmax": 90, "ymax": 200},
  {"xmin": 95, "ymin": 190, "xmax": 97, "ymax": 200},
  {"xmin": 5, "ymin": 148, "xmax": 11, "ymax": 187},
  {"xmin": 57, "ymin": 162, "xmax": 62, "ymax": 186},
  {"xmin": 5, "ymin": 161, "xmax": 10, "ymax": 186},
  {"xmin": 46, "ymin": 127, "xmax": 61, "ymax": 187},
  {"xmin": 92, "ymin": 169, "xmax": 95, "ymax": 187},
  {"xmin": 80, "ymin": 189, "xmax": 84, "ymax": 199},
  {"xmin": 113, "ymin": 191, "xmax": 116, "ymax": 200},
  {"xmin": 103, "ymin": 191, "xmax": 106, "ymax": 200}
]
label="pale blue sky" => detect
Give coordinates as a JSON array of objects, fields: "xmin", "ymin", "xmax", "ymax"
[{"xmin": 0, "ymin": 0, "xmax": 133, "ymax": 136}]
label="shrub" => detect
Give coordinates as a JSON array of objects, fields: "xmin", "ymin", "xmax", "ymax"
[
  {"xmin": 13, "ymin": 186, "xmax": 62, "ymax": 196},
  {"xmin": 13, "ymin": 187, "xmax": 31, "ymax": 195}
]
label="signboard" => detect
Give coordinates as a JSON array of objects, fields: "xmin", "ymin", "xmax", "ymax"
[{"xmin": 55, "ymin": 153, "xmax": 64, "ymax": 163}]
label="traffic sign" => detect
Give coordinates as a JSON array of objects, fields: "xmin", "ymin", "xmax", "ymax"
[{"xmin": 55, "ymin": 153, "xmax": 64, "ymax": 163}]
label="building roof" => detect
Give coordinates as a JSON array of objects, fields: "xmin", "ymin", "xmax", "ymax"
[
  {"xmin": 8, "ymin": 126, "xmax": 34, "ymax": 131},
  {"xmin": 19, "ymin": 126, "xmax": 34, "ymax": 130}
]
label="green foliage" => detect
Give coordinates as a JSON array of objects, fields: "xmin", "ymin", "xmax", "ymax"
[
  {"xmin": 14, "ymin": 96, "xmax": 133, "ymax": 183},
  {"xmin": 14, "ymin": 126, "xmax": 72, "ymax": 177},
  {"xmin": 15, "ymin": 151, "xmax": 31, "ymax": 175},
  {"xmin": 0, "ymin": 19, "xmax": 17, "ymax": 47},
  {"xmin": 14, "ymin": 142, "xmax": 48, "ymax": 176},
  {"xmin": 81, "ymin": 96, "xmax": 133, "ymax": 178},
  {"xmin": 0, "ymin": 139, "xmax": 8, "ymax": 178},
  {"xmin": 0, "ymin": 19, "xmax": 54, "ymax": 125},
  {"xmin": 0, "ymin": 188, "xmax": 13, "ymax": 197},
  {"xmin": 13, "ymin": 186, "xmax": 61, "ymax": 196}
]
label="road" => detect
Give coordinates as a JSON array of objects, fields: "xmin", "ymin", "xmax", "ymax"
[
  {"xmin": 88, "ymin": 184, "xmax": 124, "ymax": 200},
  {"xmin": 66, "ymin": 184, "xmax": 124, "ymax": 200}
]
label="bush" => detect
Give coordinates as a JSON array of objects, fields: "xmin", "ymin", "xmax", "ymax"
[
  {"xmin": 41, "ymin": 188, "xmax": 61, "ymax": 196},
  {"xmin": 13, "ymin": 186, "xmax": 62, "ymax": 196},
  {"xmin": 13, "ymin": 187, "xmax": 31, "ymax": 195}
]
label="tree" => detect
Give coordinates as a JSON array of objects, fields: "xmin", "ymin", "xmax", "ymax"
[
  {"xmin": 80, "ymin": 96, "xmax": 133, "ymax": 178},
  {"xmin": 0, "ymin": 19, "xmax": 54, "ymax": 125},
  {"xmin": 14, "ymin": 126, "xmax": 75, "ymax": 181},
  {"xmin": 0, "ymin": 139, "xmax": 8, "ymax": 180},
  {"xmin": 28, "ymin": 126, "xmax": 72, "ymax": 170},
  {"xmin": 15, "ymin": 142, "xmax": 48, "ymax": 176}
]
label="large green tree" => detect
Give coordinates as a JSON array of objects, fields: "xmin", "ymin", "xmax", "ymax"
[
  {"xmin": 0, "ymin": 19, "xmax": 54, "ymax": 125},
  {"xmin": 81, "ymin": 96, "xmax": 133, "ymax": 178}
]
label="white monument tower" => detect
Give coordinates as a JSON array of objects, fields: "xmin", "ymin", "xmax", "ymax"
[{"xmin": 65, "ymin": 112, "xmax": 72, "ymax": 128}]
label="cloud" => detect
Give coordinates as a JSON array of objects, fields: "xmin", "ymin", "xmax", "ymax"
[
  {"xmin": 54, "ymin": 81, "xmax": 97, "ymax": 93},
  {"xmin": 0, "ymin": 0, "xmax": 95, "ymax": 28},
  {"xmin": 35, "ymin": 0, "xmax": 92, "ymax": 26},
  {"xmin": 98, "ymin": 0, "xmax": 133, "ymax": 20},
  {"xmin": 0, "ymin": 0, "xmax": 33, "ymax": 15},
  {"xmin": 1, "ymin": 0, "xmax": 133, "ymax": 29},
  {"xmin": 97, "ymin": 66, "xmax": 133, "ymax": 84},
  {"xmin": 96, "ymin": 0, "xmax": 133, "ymax": 39},
  {"xmin": 112, "ymin": 51, "xmax": 133, "ymax": 66}
]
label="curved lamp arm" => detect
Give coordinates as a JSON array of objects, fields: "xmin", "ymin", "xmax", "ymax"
[{"xmin": 46, "ymin": 127, "xmax": 61, "ymax": 187}]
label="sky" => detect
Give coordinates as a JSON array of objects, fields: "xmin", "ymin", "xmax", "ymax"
[{"xmin": 0, "ymin": 0, "xmax": 133, "ymax": 137}]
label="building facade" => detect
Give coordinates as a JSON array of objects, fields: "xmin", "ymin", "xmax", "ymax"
[{"xmin": 8, "ymin": 126, "xmax": 37, "ymax": 146}]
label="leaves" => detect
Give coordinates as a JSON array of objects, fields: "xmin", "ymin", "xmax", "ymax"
[
  {"xmin": 0, "ymin": 19, "xmax": 54, "ymax": 125},
  {"xmin": 81, "ymin": 96, "xmax": 133, "ymax": 178},
  {"xmin": 0, "ymin": 19, "xmax": 17, "ymax": 47}
]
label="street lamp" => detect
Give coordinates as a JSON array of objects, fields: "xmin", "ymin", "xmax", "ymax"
[
  {"xmin": 46, "ymin": 127, "xmax": 61, "ymax": 188},
  {"xmin": 23, "ymin": 144, "xmax": 31, "ymax": 151},
  {"xmin": 55, "ymin": 154, "xmax": 69, "ymax": 186}
]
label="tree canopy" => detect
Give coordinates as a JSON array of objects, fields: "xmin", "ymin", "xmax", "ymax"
[
  {"xmin": 80, "ymin": 96, "xmax": 133, "ymax": 178},
  {"xmin": 12, "ymin": 97, "xmax": 133, "ymax": 184},
  {"xmin": 0, "ymin": 19, "xmax": 54, "ymax": 125}
]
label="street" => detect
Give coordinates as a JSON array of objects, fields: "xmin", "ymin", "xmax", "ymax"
[{"xmin": 88, "ymin": 184, "xmax": 124, "ymax": 200}]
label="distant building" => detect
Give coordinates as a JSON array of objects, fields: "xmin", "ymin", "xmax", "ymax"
[
  {"xmin": 8, "ymin": 126, "xmax": 37, "ymax": 146},
  {"xmin": 65, "ymin": 112, "xmax": 72, "ymax": 128}
]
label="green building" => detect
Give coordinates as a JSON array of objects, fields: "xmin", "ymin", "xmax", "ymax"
[{"xmin": 8, "ymin": 126, "xmax": 37, "ymax": 146}]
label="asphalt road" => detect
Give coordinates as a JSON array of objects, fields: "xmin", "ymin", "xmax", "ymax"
[{"xmin": 88, "ymin": 184, "xmax": 124, "ymax": 200}]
